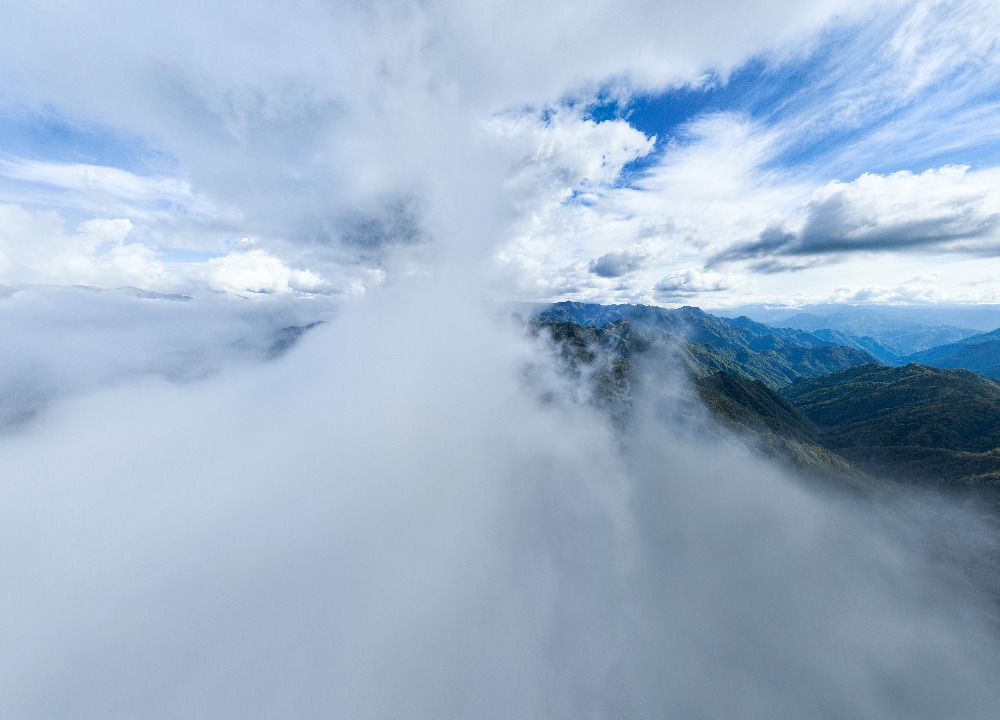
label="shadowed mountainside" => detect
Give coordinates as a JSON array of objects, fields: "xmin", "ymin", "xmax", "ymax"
[
  {"xmin": 533, "ymin": 317, "xmax": 869, "ymax": 487},
  {"xmin": 784, "ymin": 363, "xmax": 1000, "ymax": 488},
  {"xmin": 535, "ymin": 302, "xmax": 877, "ymax": 388},
  {"xmin": 535, "ymin": 312, "xmax": 1000, "ymax": 501},
  {"xmin": 904, "ymin": 329, "xmax": 1000, "ymax": 380}
]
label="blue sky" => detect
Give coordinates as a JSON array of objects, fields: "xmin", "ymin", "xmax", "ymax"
[
  {"xmin": 594, "ymin": 13, "xmax": 1000, "ymax": 184},
  {"xmin": 0, "ymin": 100, "xmax": 170, "ymax": 172},
  {"xmin": 1, "ymin": 0, "xmax": 999, "ymax": 305},
  {"xmin": 10, "ymin": 6, "xmax": 1000, "ymax": 718}
]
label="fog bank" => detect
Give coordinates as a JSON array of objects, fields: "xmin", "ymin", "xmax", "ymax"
[
  {"xmin": 2, "ymin": 280, "xmax": 1000, "ymax": 719},
  {"xmin": 0, "ymin": 285, "xmax": 337, "ymax": 429}
]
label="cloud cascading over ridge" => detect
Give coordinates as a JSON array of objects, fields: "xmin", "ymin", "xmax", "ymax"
[
  {"xmin": 4, "ymin": 279, "xmax": 1000, "ymax": 719},
  {"xmin": 5, "ymin": 2, "xmax": 1000, "ymax": 717}
]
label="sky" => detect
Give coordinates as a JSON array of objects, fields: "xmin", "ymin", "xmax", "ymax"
[
  {"xmin": 7, "ymin": 3, "xmax": 1000, "ymax": 717},
  {"xmin": 2, "ymin": 0, "xmax": 999, "ymax": 307}
]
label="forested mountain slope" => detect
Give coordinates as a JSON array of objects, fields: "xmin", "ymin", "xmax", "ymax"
[
  {"xmin": 905, "ymin": 329, "xmax": 1000, "ymax": 380},
  {"xmin": 783, "ymin": 364, "xmax": 1000, "ymax": 486},
  {"xmin": 535, "ymin": 303, "xmax": 877, "ymax": 388}
]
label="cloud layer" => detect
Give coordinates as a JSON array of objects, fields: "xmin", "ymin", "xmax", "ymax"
[
  {"xmin": 711, "ymin": 166, "xmax": 1000, "ymax": 271},
  {"xmin": 3, "ymin": 281, "xmax": 1000, "ymax": 718},
  {"xmin": 0, "ymin": 0, "xmax": 892, "ymax": 303},
  {"xmin": 3, "ymin": 2, "xmax": 1000, "ymax": 716}
]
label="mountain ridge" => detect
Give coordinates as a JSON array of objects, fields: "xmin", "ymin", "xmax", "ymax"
[{"xmin": 534, "ymin": 302, "xmax": 878, "ymax": 388}]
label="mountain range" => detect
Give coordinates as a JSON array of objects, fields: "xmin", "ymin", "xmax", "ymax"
[
  {"xmin": 532, "ymin": 302, "xmax": 1000, "ymax": 503},
  {"xmin": 535, "ymin": 302, "xmax": 878, "ymax": 388},
  {"xmin": 903, "ymin": 328, "xmax": 1000, "ymax": 380},
  {"xmin": 784, "ymin": 363, "xmax": 1000, "ymax": 487},
  {"xmin": 714, "ymin": 302, "xmax": 1000, "ymax": 353}
]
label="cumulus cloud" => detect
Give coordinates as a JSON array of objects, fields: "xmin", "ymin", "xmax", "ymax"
[
  {"xmin": 588, "ymin": 249, "xmax": 647, "ymax": 278},
  {"xmin": 487, "ymin": 110, "xmax": 656, "ymax": 197},
  {"xmin": 493, "ymin": 112, "xmax": 807, "ymax": 304},
  {"xmin": 829, "ymin": 283, "xmax": 950, "ymax": 304},
  {"xmin": 205, "ymin": 249, "xmax": 327, "ymax": 295},
  {"xmin": 0, "ymin": 204, "xmax": 173, "ymax": 289},
  {"xmin": 0, "ymin": 0, "xmax": 879, "ymax": 298},
  {"xmin": 489, "ymin": 1, "xmax": 1000, "ymax": 306},
  {"xmin": 653, "ymin": 268, "xmax": 736, "ymax": 299},
  {"xmin": 0, "ymin": 0, "xmax": 994, "ymax": 308},
  {"xmin": 0, "ymin": 204, "xmax": 340, "ymax": 296},
  {"xmin": 711, "ymin": 166, "xmax": 1000, "ymax": 270},
  {"xmin": 0, "ymin": 160, "xmax": 239, "ymax": 254}
]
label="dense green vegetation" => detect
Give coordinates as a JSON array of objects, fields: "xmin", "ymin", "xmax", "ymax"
[
  {"xmin": 536, "ymin": 303, "xmax": 876, "ymax": 388},
  {"xmin": 532, "ymin": 320, "xmax": 637, "ymax": 425},
  {"xmin": 534, "ymin": 317, "xmax": 865, "ymax": 484},
  {"xmin": 905, "ymin": 329, "xmax": 1000, "ymax": 380},
  {"xmin": 783, "ymin": 364, "xmax": 1000, "ymax": 486},
  {"xmin": 695, "ymin": 371, "xmax": 819, "ymax": 444},
  {"xmin": 807, "ymin": 327, "xmax": 900, "ymax": 364},
  {"xmin": 536, "ymin": 308, "xmax": 1000, "ymax": 495}
]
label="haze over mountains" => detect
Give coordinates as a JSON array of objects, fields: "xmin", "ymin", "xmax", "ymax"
[
  {"xmin": 3, "ymin": 283, "xmax": 1000, "ymax": 718},
  {"xmin": 726, "ymin": 302, "xmax": 1000, "ymax": 380},
  {"xmin": 532, "ymin": 301, "xmax": 1000, "ymax": 497},
  {"xmin": 6, "ymin": 0, "xmax": 1000, "ymax": 716},
  {"xmin": 0, "ymin": 284, "xmax": 339, "ymax": 430},
  {"xmin": 535, "ymin": 302, "xmax": 878, "ymax": 386},
  {"xmin": 906, "ymin": 329, "xmax": 1000, "ymax": 380},
  {"xmin": 719, "ymin": 303, "xmax": 1000, "ymax": 355},
  {"xmin": 537, "ymin": 300, "xmax": 1000, "ymax": 381}
]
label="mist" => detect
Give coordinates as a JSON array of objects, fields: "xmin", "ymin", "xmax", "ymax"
[
  {"xmin": 0, "ymin": 285, "xmax": 338, "ymax": 428},
  {"xmin": 1, "ymin": 275, "xmax": 999, "ymax": 719},
  {"xmin": 4, "ymin": 0, "xmax": 1000, "ymax": 716}
]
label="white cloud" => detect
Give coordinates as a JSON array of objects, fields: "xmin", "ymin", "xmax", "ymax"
[
  {"xmin": 4, "ymin": 3, "xmax": 1000, "ymax": 714},
  {"xmin": 0, "ymin": 159, "xmax": 241, "ymax": 257},
  {"xmin": 492, "ymin": 114, "xmax": 806, "ymax": 304},
  {"xmin": 654, "ymin": 268, "xmax": 738, "ymax": 299},
  {"xmin": 0, "ymin": 204, "xmax": 172, "ymax": 289},
  {"xmin": 205, "ymin": 249, "xmax": 327, "ymax": 295},
  {"xmin": 588, "ymin": 248, "xmax": 648, "ymax": 278},
  {"xmin": 1, "ymin": 160, "xmax": 195, "ymax": 205},
  {"xmin": 0, "ymin": 0, "xmax": 878, "ymax": 296},
  {"xmin": 0, "ymin": 204, "xmax": 340, "ymax": 298},
  {"xmin": 712, "ymin": 165, "xmax": 1000, "ymax": 268},
  {"xmin": 487, "ymin": 110, "xmax": 655, "ymax": 206},
  {"xmin": 494, "ymin": 104, "xmax": 1000, "ymax": 306},
  {"xmin": 888, "ymin": 0, "xmax": 1000, "ymax": 98},
  {"xmin": 829, "ymin": 283, "xmax": 948, "ymax": 304},
  {"xmin": 803, "ymin": 165, "xmax": 1000, "ymax": 251},
  {"xmin": 0, "ymin": 285, "xmax": 337, "ymax": 426},
  {"xmin": 0, "ymin": 0, "xmax": 993, "ymax": 309},
  {"xmin": 4, "ymin": 273, "xmax": 1000, "ymax": 718}
]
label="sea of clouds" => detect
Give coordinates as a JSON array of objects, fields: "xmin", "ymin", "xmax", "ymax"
[
  {"xmin": 1, "ymin": 279, "xmax": 1000, "ymax": 718},
  {"xmin": 4, "ymin": 1, "xmax": 1000, "ymax": 716}
]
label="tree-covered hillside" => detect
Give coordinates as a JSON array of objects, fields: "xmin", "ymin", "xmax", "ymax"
[
  {"xmin": 535, "ymin": 303, "xmax": 877, "ymax": 388},
  {"xmin": 783, "ymin": 364, "xmax": 1000, "ymax": 486},
  {"xmin": 536, "ymin": 311, "xmax": 1000, "ymax": 496},
  {"xmin": 905, "ymin": 329, "xmax": 1000, "ymax": 380}
]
